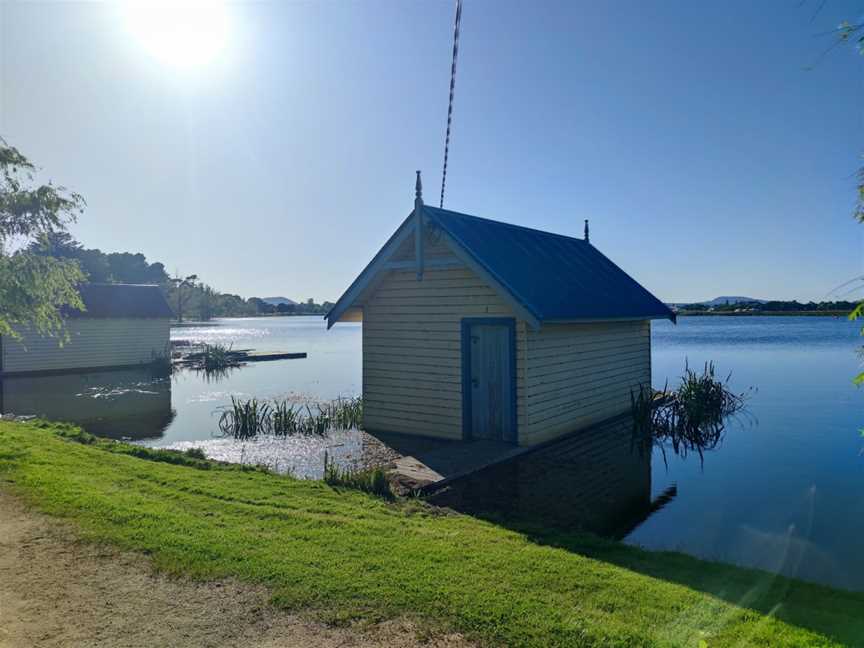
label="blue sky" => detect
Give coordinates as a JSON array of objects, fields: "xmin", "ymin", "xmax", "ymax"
[{"xmin": 1, "ymin": 0, "xmax": 863, "ymax": 303}]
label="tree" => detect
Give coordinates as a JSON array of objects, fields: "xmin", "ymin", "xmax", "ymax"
[
  {"xmin": 28, "ymin": 230, "xmax": 112, "ymax": 283},
  {"xmin": 0, "ymin": 138, "xmax": 86, "ymax": 340},
  {"xmin": 169, "ymin": 273, "xmax": 198, "ymax": 322},
  {"xmin": 248, "ymin": 297, "xmax": 275, "ymax": 315},
  {"xmin": 276, "ymin": 302, "xmax": 295, "ymax": 315},
  {"xmin": 198, "ymin": 284, "xmax": 215, "ymax": 321}
]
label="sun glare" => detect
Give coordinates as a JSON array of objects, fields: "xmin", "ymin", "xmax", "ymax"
[{"xmin": 123, "ymin": 1, "xmax": 230, "ymax": 69}]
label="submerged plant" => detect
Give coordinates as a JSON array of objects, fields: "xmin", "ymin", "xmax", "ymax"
[{"xmin": 631, "ymin": 361, "xmax": 751, "ymax": 467}]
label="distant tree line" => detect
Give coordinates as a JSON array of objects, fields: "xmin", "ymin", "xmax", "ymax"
[
  {"xmin": 678, "ymin": 300, "xmax": 857, "ymax": 314},
  {"xmin": 247, "ymin": 297, "xmax": 334, "ymax": 317},
  {"xmin": 28, "ymin": 232, "xmax": 332, "ymax": 321}
]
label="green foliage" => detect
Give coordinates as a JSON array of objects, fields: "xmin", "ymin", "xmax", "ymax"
[
  {"xmin": 28, "ymin": 231, "xmax": 170, "ymax": 285},
  {"xmin": 218, "ymin": 396, "xmax": 273, "ymax": 439},
  {"xmin": 217, "ymin": 396, "xmax": 363, "ymax": 439},
  {"xmin": 199, "ymin": 342, "xmax": 236, "ymax": 372},
  {"xmin": 632, "ymin": 362, "xmax": 750, "ymax": 467},
  {"xmin": 27, "ymin": 228, "xmax": 336, "ymax": 322},
  {"xmin": 248, "ymin": 298, "xmax": 336, "ymax": 317},
  {"xmin": 319, "ymin": 396, "xmax": 363, "ymax": 429},
  {"xmin": 679, "ymin": 299, "xmax": 857, "ymax": 314},
  {"xmin": 850, "ymin": 301, "xmax": 864, "ymax": 385},
  {"xmin": 1, "ymin": 420, "xmax": 861, "ymax": 647},
  {"xmin": 323, "ymin": 451, "xmax": 393, "ymax": 498},
  {"xmin": 48, "ymin": 422, "xmax": 215, "ymax": 470},
  {"xmin": 271, "ymin": 399, "xmax": 303, "ymax": 435},
  {"xmin": 183, "ymin": 447, "xmax": 207, "ymax": 460},
  {"xmin": 0, "ymin": 139, "xmax": 87, "ymax": 339}
]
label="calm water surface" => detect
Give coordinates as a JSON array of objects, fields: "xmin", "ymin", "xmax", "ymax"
[
  {"xmin": 637, "ymin": 316, "xmax": 864, "ymax": 591},
  {"xmin": 3, "ymin": 315, "xmax": 863, "ymax": 590}
]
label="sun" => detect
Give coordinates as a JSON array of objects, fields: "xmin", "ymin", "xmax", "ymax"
[{"xmin": 123, "ymin": 1, "xmax": 230, "ymax": 69}]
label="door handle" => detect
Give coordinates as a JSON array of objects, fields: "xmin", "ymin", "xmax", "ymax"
[{"xmin": 471, "ymin": 378, "xmax": 479, "ymax": 387}]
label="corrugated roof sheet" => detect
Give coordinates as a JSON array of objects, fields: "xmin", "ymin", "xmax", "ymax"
[
  {"xmin": 66, "ymin": 284, "xmax": 174, "ymax": 319},
  {"xmin": 425, "ymin": 206, "xmax": 674, "ymax": 322}
]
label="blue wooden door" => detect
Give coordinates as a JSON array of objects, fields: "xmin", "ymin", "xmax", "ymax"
[{"xmin": 464, "ymin": 320, "xmax": 516, "ymax": 442}]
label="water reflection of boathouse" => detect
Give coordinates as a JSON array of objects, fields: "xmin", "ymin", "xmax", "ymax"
[
  {"xmin": 0, "ymin": 367, "xmax": 174, "ymax": 440},
  {"xmin": 429, "ymin": 415, "xmax": 674, "ymax": 538}
]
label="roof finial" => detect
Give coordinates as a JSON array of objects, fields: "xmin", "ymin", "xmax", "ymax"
[
  {"xmin": 415, "ymin": 170, "xmax": 423, "ymax": 202},
  {"xmin": 584, "ymin": 219, "xmax": 590, "ymax": 243}
]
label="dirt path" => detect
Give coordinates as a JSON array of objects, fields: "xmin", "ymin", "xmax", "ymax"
[{"xmin": 0, "ymin": 491, "xmax": 472, "ymax": 648}]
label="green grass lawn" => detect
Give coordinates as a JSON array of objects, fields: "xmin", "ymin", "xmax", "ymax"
[{"xmin": 1, "ymin": 420, "xmax": 862, "ymax": 648}]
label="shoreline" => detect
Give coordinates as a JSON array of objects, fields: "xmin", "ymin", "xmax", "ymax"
[
  {"xmin": 676, "ymin": 310, "xmax": 852, "ymax": 317},
  {"xmin": 1, "ymin": 419, "xmax": 862, "ymax": 647}
]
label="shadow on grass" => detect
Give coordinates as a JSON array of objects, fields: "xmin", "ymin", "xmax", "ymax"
[{"xmin": 427, "ymin": 416, "xmax": 864, "ymax": 646}]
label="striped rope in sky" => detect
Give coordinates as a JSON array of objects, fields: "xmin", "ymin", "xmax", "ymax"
[{"xmin": 440, "ymin": 0, "xmax": 462, "ymax": 209}]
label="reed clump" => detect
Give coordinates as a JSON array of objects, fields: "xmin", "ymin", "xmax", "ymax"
[
  {"xmin": 217, "ymin": 396, "xmax": 272, "ymax": 439},
  {"xmin": 200, "ymin": 343, "xmax": 238, "ymax": 372},
  {"xmin": 217, "ymin": 396, "xmax": 363, "ymax": 439},
  {"xmin": 631, "ymin": 361, "xmax": 751, "ymax": 466},
  {"xmin": 323, "ymin": 451, "xmax": 392, "ymax": 498},
  {"xmin": 149, "ymin": 346, "xmax": 174, "ymax": 376}
]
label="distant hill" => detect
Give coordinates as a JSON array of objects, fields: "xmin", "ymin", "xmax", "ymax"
[
  {"xmin": 262, "ymin": 296, "xmax": 297, "ymax": 306},
  {"xmin": 667, "ymin": 296, "xmax": 769, "ymax": 309},
  {"xmin": 702, "ymin": 296, "xmax": 767, "ymax": 306}
]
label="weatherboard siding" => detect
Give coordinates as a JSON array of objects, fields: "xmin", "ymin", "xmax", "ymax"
[
  {"xmin": 1, "ymin": 319, "xmax": 170, "ymax": 374},
  {"xmin": 521, "ymin": 321, "xmax": 651, "ymax": 445},
  {"xmin": 362, "ymin": 266, "xmax": 527, "ymax": 440},
  {"xmin": 389, "ymin": 224, "xmax": 457, "ymax": 263}
]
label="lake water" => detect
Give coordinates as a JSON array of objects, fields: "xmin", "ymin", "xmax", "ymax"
[
  {"xmin": 640, "ymin": 316, "xmax": 864, "ymax": 591},
  {"xmin": 2, "ymin": 315, "xmax": 863, "ymax": 590}
]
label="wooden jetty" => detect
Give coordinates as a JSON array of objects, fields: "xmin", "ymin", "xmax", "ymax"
[
  {"xmin": 173, "ymin": 348, "xmax": 306, "ymax": 367},
  {"xmin": 243, "ymin": 351, "xmax": 307, "ymax": 361}
]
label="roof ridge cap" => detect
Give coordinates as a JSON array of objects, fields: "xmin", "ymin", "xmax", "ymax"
[{"xmin": 425, "ymin": 205, "xmax": 589, "ymax": 244}]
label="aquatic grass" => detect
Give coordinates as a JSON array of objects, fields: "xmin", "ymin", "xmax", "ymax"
[
  {"xmin": 183, "ymin": 447, "xmax": 207, "ymax": 460},
  {"xmin": 175, "ymin": 342, "xmax": 244, "ymax": 378},
  {"xmin": 631, "ymin": 361, "xmax": 751, "ymax": 467},
  {"xmin": 47, "ymin": 421, "xmax": 228, "ymax": 471},
  {"xmin": 320, "ymin": 396, "xmax": 363, "ymax": 430},
  {"xmin": 323, "ymin": 450, "xmax": 392, "ymax": 499},
  {"xmin": 200, "ymin": 342, "xmax": 238, "ymax": 372},
  {"xmin": 217, "ymin": 396, "xmax": 273, "ymax": 439},
  {"xmin": 271, "ymin": 400, "xmax": 303, "ymax": 436},
  {"xmin": 302, "ymin": 404, "xmax": 330, "ymax": 436},
  {"xmin": 217, "ymin": 397, "xmax": 363, "ymax": 440},
  {"xmin": 149, "ymin": 345, "xmax": 174, "ymax": 376}
]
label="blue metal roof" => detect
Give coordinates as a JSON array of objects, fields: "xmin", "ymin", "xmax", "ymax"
[{"xmin": 424, "ymin": 206, "xmax": 674, "ymax": 323}]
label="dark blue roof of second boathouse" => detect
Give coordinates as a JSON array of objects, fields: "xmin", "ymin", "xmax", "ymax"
[
  {"xmin": 423, "ymin": 206, "xmax": 674, "ymax": 323},
  {"xmin": 63, "ymin": 284, "xmax": 174, "ymax": 319}
]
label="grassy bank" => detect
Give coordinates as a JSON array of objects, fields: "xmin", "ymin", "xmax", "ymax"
[{"xmin": 0, "ymin": 421, "xmax": 861, "ymax": 647}]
